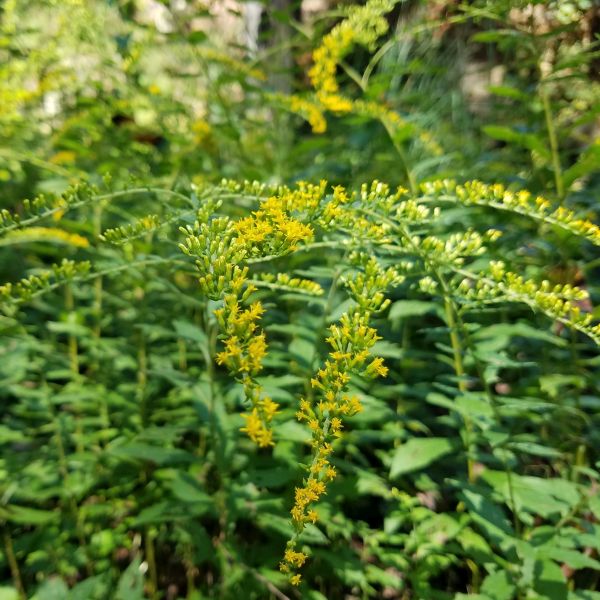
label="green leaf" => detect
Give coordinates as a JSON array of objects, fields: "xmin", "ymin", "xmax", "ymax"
[
  {"xmin": 70, "ymin": 575, "xmax": 111, "ymax": 600},
  {"xmin": 471, "ymin": 29, "xmax": 529, "ymax": 44},
  {"xmin": 456, "ymin": 527, "xmax": 496, "ymax": 564},
  {"xmin": 165, "ymin": 472, "xmax": 212, "ymax": 505},
  {"xmin": 275, "ymin": 421, "xmax": 309, "ymax": 443},
  {"xmin": 31, "ymin": 579, "xmax": 69, "ymax": 600},
  {"xmin": 172, "ymin": 319, "xmax": 208, "ymax": 348},
  {"xmin": 107, "ymin": 442, "xmax": 194, "ymax": 466},
  {"xmin": 187, "ymin": 31, "xmax": 208, "ymax": 44},
  {"xmin": 115, "ymin": 557, "xmax": 145, "ymax": 600},
  {"xmin": 540, "ymin": 374, "xmax": 586, "ymax": 398},
  {"xmin": 481, "ymin": 471, "xmax": 579, "ymax": 520},
  {"xmin": 245, "ymin": 466, "xmax": 295, "ymax": 488},
  {"xmin": 473, "ymin": 322, "xmax": 566, "ymax": 348},
  {"xmin": 365, "ymin": 564, "xmax": 403, "ymax": 589},
  {"xmin": 460, "ymin": 489, "xmax": 514, "ymax": 541},
  {"xmin": 389, "ymin": 300, "xmax": 441, "ymax": 320},
  {"xmin": 131, "ymin": 500, "xmax": 210, "ymax": 526},
  {"xmin": 488, "ymin": 85, "xmax": 528, "ymax": 101},
  {"xmin": 506, "ymin": 441, "xmax": 562, "ymax": 458},
  {"xmin": 534, "ymin": 559, "xmax": 567, "ymax": 600},
  {"xmin": 481, "ymin": 570, "xmax": 515, "ymax": 600},
  {"xmin": 0, "ymin": 504, "xmax": 58, "ymax": 525},
  {"xmin": 569, "ymin": 592, "xmax": 600, "ymax": 600},
  {"xmin": 390, "ymin": 437, "xmax": 455, "ymax": 478},
  {"xmin": 563, "ymin": 140, "xmax": 600, "ymax": 188},
  {"xmin": 537, "ymin": 546, "xmax": 600, "ymax": 570},
  {"xmin": 482, "ymin": 125, "xmax": 551, "ymax": 160}
]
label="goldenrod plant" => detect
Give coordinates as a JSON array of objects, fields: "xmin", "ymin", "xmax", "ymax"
[{"xmin": 1, "ymin": 1, "xmax": 600, "ymax": 598}]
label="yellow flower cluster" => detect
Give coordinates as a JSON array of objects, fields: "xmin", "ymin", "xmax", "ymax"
[
  {"xmin": 306, "ymin": 0, "xmax": 392, "ymax": 127},
  {"xmin": 309, "ymin": 0, "xmax": 395, "ymax": 99},
  {"xmin": 280, "ymin": 255, "xmax": 403, "ymax": 584},
  {"xmin": 234, "ymin": 192, "xmax": 316, "ymax": 256},
  {"xmin": 180, "ymin": 210, "xmax": 278, "ymax": 446},
  {"xmin": 317, "ymin": 92, "xmax": 353, "ymax": 115},
  {"xmin": 212, "ymin": 296, "xmax": 279, "ymax": 447},
  {"xmin": 301, "ymin": 0, "xmax": 443, "ymax": 156},
  {"xmin": 181, "ymin": 188, "xmax": 321, "ymax": 447},
  {"xmin": 269, "ymin": 93, "xmax": 327, "ymax": 134},
  {"xmin": 191, "ymin": 119, "xmax": 212, "ymax": 145}
]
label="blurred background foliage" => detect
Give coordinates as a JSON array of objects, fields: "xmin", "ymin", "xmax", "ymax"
[{"xmin": 0, "ymin": 0, "xmax": 599, "ymax": 599}]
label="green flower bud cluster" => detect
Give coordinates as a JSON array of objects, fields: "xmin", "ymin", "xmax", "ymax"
[
  {"xmin": 345, "ymin": 253, "xmax": 405, "ymax": 313},
  {"xmin": 216, "ymin": 178, "xmax": 273, "ymax": 198},
  {"xmin": 101, "ymin": 214, "xmax": 162, "ymax": 245},
  {"xmin": 458, "ymin": 261, "xmax": 600, "ymax": 345},
  {"xmin": 420, "ymin": 179, "xmax": 600, "ymax": 246},
  {"xmin": 179, "ymin": 216, "xmax": 249, "ymax": 301},
  {"xmin": 420, "ymin": 230, "xmax": 491, "ymax": 267},
  {"xmin": 0, "ymin": 259, "xmax": 91, "ymax": 306},
  {"xmin": 395, "ymin": 198, "xmax": 438, "ymax": 222},
  {"xmin": 0, "ymin": 181, "xmax": 98, "ymax": 233},
  {"xmin": 256, "ymin": 273, "xmax": 324, "ymax": 297}
]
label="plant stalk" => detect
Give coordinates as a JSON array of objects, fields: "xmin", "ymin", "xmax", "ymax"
[{"xmin": 2, "ymin": 527, "xmax": 25, "ymax": 600}]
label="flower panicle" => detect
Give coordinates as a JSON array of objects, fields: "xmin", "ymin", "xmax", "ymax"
[
  {"xmin": 280, "ymin": 255, "xmax": 400, "ymax": 583},
  {"xmin": 182, "ymin": 184, "xmax": 330, "ymax": 447}
]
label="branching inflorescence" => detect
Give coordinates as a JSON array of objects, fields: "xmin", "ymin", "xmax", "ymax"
[
  {"xmin": 277, "ymin": 0, "xmax": 441, "ymax": 156},
  {"xmin": 420, "ymin": 179, "xmax": 600, "ymax": 246},
  {"xmin": 183, "ymin": 177, "xmax": 600, "ymax": 583}
]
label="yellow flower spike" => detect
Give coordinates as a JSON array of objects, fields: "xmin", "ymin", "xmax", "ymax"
[{"xmin": 281, "ymin": 256, "xmax": 400, "ymax": 578}]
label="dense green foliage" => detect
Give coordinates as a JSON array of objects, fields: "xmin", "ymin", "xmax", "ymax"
[{"xmin": 1, "ymin": 1, "xmax": 599, "ymax": 599}]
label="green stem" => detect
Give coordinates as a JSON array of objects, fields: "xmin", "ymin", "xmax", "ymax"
[
  {"xmin": 200, "ymin": 301, "xmax": 230, "ymax": 596},
  {"xmin": 442, "ymin": 295, "xmax": 475, "ymax": 483},
  {"xmin": 64, "ymin": 285, "xmax": 85, "ymax": 460},
  {"xmin": 2, "ymin": 527, "xmax": 25, "ymax": 600},
  {"xmin": 381, "ymin": 119, "xmax": 417, "ymax": 194},
  {"xmin": 177, "ymin": 338, "xmax": 187, "ymax": 371},
  {"xmin": 378, "ymin": 212, "xmax": 476, "ymax": 482},
  {"xmin": 184, "ymin": 544, "xmax": 197, "ymax": 598},
  {"xmin": 137, "ymin": 333, "xmax": 148, "ymax": 428},
  {"xmin": 93, "ymin": 203, "xmax": 103, "ymax": 338},
  {"xmin": 145, "ymin": 528, "xmax": 158, "ymax": 600},
  {"xmin": 540, "ymin": 83, "xmax": 564, "ymax": 199},
  {"xmin": 48, "ymin": 386, "xmax": 91, "ymax": 574},
  {"xmin": 64, "ymin": 285, "xmax": 79, "ymax": 377},
  {"xmin": 305, "ymin": 266, "xmax": 344, "ymax": 403}
]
